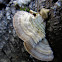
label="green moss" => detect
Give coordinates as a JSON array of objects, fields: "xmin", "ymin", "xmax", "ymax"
[
  {"xmin": 20, "ymin": 7, "xmax": 30, "ymax": 12},
  {"xmin": 20, "ymin": 8, "xmax": 26, "ymax": 11},
  {"xmin": 26, "ymin": 8, "xmax": 30, "ymax": 12}
]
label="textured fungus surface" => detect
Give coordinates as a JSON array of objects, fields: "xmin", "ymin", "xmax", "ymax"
[{"xmin": 13, "ymin": 9, "xmax": 54, "ymax": 61}]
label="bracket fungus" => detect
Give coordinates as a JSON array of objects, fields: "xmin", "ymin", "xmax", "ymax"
[{"xmin": 13, "ymin": 8, "xmax": 54, "ymax": 61}]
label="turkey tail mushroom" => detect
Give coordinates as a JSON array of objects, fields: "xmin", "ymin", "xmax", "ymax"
[
  {"xmin": 24, "ymin": 38, "xmax": 54, "ymax": 61},
  {"xmin": 13, "ymin": 8, "xmax": 54, "ymax": 61}
]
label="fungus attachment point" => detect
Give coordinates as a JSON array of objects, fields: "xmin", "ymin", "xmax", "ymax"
[{"xmin": 40, "ymin": 8, "xmax": 49, "ymax": 19}]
